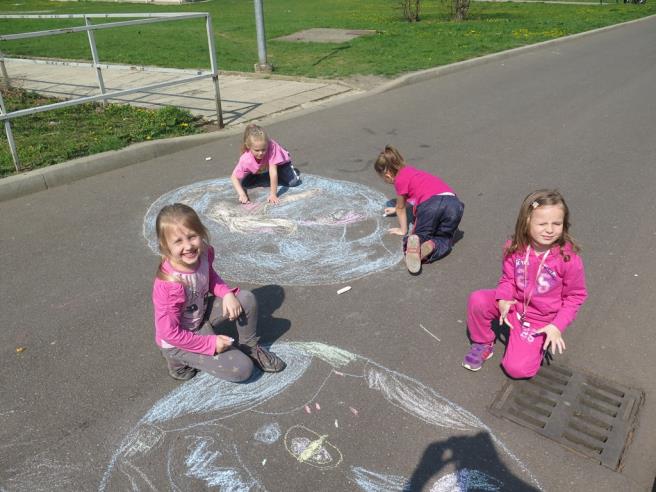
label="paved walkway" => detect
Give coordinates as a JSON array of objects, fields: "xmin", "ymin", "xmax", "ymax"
[{"xmin": 2, "ymin": 58, "xmax": 360, "ymax": 126}]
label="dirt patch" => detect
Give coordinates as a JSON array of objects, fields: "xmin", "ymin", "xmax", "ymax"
[{"xmin": 275, "ymin": 28, "xmax": 377, "ymax": 44}]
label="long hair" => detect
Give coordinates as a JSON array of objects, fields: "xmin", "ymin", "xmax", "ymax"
[
  {"xmin": 373, "ymin": 145, "xmax": 406, "ymax": 178},
  {"xmin": 505, "ymin": 189, "xmax": 580, "ymax": 261},
  {"xmin": 240, "ymin": 124, "xmax": 269, "ymax": 155},
  {"xmin": 154, "ymin": 203, "xmax": 210, "ymax": 281}
]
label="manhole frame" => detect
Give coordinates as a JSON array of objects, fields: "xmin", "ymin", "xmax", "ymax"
[{"xmin": 489, "ymin": 363, "xmax": 644, "ymax": 471}]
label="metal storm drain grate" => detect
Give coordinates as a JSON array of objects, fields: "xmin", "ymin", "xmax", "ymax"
[{"xmin": 489, "ymin": 364, "xmax": 644, "ymax": 470}]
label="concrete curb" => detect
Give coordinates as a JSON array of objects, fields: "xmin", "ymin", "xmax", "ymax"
[{"xmin": 2, "ymin": 13, "xmax": 654, "ymax": 203}]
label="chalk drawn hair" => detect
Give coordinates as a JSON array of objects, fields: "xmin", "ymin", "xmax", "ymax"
[
  {"xmin": 506, "ymin": 189, "xmax": 580, "ymax": 261},
  {"xmin": 373, "ymin": 145, "xmax": 406, "ymax": 178},
  {"xmin": 241, "ymin": 123, "xmax": 269, "ymax": 155},
  {"xmin": 154, "ymin": 203, "xmax": 210, "ymax": 281}
]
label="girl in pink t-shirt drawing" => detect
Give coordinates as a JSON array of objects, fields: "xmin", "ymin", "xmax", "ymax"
[
  {"xmin": 462, "ymin": 190, "xmax": 587, "ymax": 378},
  {"xmin": 152, "ymin": 203, "xmax": 286, "ymax": 381},
  {"xmin": 230, "ymin": 124, "xmax": 301, "ymax": 205},
  {"xmin": 374, "ymin": 145, "xmax": 464, "ymax": 274}
]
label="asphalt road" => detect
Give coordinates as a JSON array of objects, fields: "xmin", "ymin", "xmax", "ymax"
[{"xmin": 1, "ymin": 15, "xmax": 655, "ymax": 492}]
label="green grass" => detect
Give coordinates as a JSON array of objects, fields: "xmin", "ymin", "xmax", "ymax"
[
  {"xmin": 1, "ymin": 0, "xmax": 655, "ymax": 78},
  {"xmin": 1, "ymin": 0, "xmax": 654, "ymax": 176},
  {"xmin": 0, "ymin": 87, "xmax": 205, "ymax": 177}
]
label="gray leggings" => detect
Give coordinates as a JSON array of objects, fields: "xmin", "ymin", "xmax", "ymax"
[{"xmin": 161, "ymin": 290, "xmax": 258, "ymax": 382}]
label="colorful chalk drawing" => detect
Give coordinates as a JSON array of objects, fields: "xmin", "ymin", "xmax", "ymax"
[
  {"xmin": 100, "ymin": 342, "xmax": 542, "ymax": 491},
  {"xmin": 142, "ymin": 175, "xmax": 402, "ymax": 285}
]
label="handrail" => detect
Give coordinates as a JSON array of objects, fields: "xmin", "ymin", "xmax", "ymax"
[{"xmin": 0, "ymin": 12, "xmax": 224, "ymax": 172}]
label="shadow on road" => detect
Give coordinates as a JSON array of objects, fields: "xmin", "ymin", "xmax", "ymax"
[{"xmin": 406, "ymin": 431, "xmax": 540, "ymax": 491}]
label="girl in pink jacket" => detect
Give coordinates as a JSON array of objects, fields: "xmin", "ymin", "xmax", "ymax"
[
  {"xmin": 152, "ymin": 203, "xmax": 285, "ymax": 381},
  {"xmin": 462, "ymin": 190, "xmax": 587, "ymax": 378}
]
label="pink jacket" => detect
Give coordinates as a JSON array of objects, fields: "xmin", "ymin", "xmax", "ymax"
[
  {"xmin": 152, "ymin": 246, "xmax": 238, "ymax": 354},
  {"xmin": 495, "ymin": 242, "xmax": 587, "ymax": 332}
]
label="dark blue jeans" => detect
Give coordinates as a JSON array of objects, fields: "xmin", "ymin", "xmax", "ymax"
[
  {"xmin": 406, "ymin": 194, "xmax": 464, "ymax": 263},
  {"xmin": 241, "ymin": 162, "xmax": 301, "ymax": 189}
]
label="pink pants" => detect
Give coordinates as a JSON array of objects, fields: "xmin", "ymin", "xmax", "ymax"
[{"xmin": 467, "ymin": 289, "xmax": 545, "ymax": 379}]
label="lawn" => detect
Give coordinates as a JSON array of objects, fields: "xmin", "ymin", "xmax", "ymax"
[
  {"xmin": 1, "ymin": 0, "xmax": 654, "ymax": 176},
  {"xmin": 1, "ymin": 0, "xmax": 655, "ymax": 78},
  {"xmin": 0, "ymin": 87, "xmax": 205, "ymax": 177}
]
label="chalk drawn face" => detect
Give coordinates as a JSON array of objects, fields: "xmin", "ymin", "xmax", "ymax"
[
  {"xmin": 143, "ymin": 175, "xmax": 402, "ymax": 285},
  {"xmin": 100, "ymin": 342, "xmax": 541, "ymax": 491}
]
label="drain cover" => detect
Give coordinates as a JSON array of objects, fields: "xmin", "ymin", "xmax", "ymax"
[{"xmin": 489, "ymin": 364, "xmax": 644, "ymax": 470}]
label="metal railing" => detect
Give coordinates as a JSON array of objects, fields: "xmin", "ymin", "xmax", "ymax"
[{"xmin": 0, "ymin": 13, "xmax": 224, "ymax": 172}]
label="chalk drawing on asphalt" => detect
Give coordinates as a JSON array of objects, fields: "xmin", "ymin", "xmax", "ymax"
[
  {"xmin": 142, "ymin": 175, "xmax": 402, "ymax": 285},
  {"xmin": 99, "ymin": 341, "xmax": 542, "ymax": 491}
]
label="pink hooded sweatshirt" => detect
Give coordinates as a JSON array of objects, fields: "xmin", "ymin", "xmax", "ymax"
[{"xmin": 495, "ymin": 242, "xmax": 587, "ymax": 332}]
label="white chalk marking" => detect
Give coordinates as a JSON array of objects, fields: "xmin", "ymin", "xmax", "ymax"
[
  {"xmin": 419, "ymin": 324, "xmax": 441, "ymax": 342},
  {"xmin": 337, "ymin": 286, "xmax": 352, "ymax": 295},
  {"xmin": 262, "ymin": 459, "xmax": 267, "ymax": 466},
  {"xmin": 304, "ymin": 405, "xmax": 311, "ymax": 414},
  {"xmin": 315, "ymin": 403, "xmax": 321, "ymax": 411},
  {"xmin": 349, "ymin": 407, "xmax": 358, "ymax": 416},
  {"xmin": 334, "ymin": 420, "xmax": 339, "ymax": 428},
  {"xmin": 205, "ymin": 156, "xmax": 212, "ymax": 161}
]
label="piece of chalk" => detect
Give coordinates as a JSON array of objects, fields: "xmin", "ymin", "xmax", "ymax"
[
  {"xmin": 337, "ymin": 286, "xmax": 352, "ymax": 295},
  {"xmin": 205, "ymin": 156, "xmax": 212, "ymax": 161}
]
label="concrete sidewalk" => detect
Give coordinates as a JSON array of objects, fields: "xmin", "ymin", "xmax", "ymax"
[{"xmin": 2, "ymin": 58, "xmax": 360, "ymax": 125}]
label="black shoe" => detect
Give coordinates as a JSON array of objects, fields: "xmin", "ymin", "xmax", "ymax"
[
  {"xmin": 244, "ymin": 345, "xmax": 286, "ymax": 372},
  {"xmin": 168, "ymin": 365, "xmax": 198, "ymax": 381}
]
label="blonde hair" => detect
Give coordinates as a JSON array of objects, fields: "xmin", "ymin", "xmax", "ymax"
[
  {"xmin": 154, "ymin": 203, "xmax": 210, "ymax": 281},
  {"xmin": 506, "ymin": 189, "xmax": 580, "ymax": 261},
  {"xmin": 373, "ymin": 145, "xmax": 406, "ymax": 179},
  {"xmin": 241, "ymin": 124, "xmax": 269, "ymax": 155}
]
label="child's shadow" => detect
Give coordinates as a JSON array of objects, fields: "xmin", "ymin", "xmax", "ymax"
[{"xmin": 213, "ymin": 285, "xmax": 291, "ymax": 345}]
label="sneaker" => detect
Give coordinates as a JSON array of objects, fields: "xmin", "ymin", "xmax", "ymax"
[
  {"xmin": 168, "ymin": 365, "xmax": 198, "ymax": 381},
  {"xmin": 244, "ymin": 344, "xmax": 286, "ymax": 373},
  {"xmin": 405, "ymin": 234, "xmax": 421, "ymax": 274},
  {"xmin": 420, "ymin": 240, "xmax": 436, "ymax": 262},
  {"xmin": 462, "ymin": 343, "xmax": 494, "ymax": 371}
]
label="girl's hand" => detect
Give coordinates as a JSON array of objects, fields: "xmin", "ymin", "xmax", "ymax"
[
  {"xmin": 267, "ymin": 194, "xmax": 280, "ymax": 204},
  {"xmin": 222, "ymin": 293, "xmax": 243, "ymax": 321},
  {"xmin": 388, "ymin": 227, "xmax": 406, "ymax": 236},
  {"xmin": 535, "ymin": 324, "xmax": 566, "ymax": 354},
  {"xmin": 215, "ymin": 335, "xmax": 234, "ymax": 354},
  {"xmin": 238, "ymin": 193, "xmax": 250, "ymax": 204},
  {"xmin": 497, "ymin": 299, "xmax": 517, "ymax": 329},
  {"xmin": 383, "ymin": 207, "xmax": 396, "ymax": 216}
]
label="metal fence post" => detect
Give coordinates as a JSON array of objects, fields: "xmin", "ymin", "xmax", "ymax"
[
  {"xmin": 205, "ymin": 13, "xmax": 224, "ymax": 128},
  {"xmin": 85, "ymin": 16, "xmax": 107, "ymax": 105},
  {"xmin": 253, "ymin": 0, "xmax": 272, "ymax": 73},
  {"xmin": 0, "ymin": 52, "xmax": 10, "ymax": 88},
  {"xmin": 0, "ymin": 90, "xmax": 20, "ymax": 172}
]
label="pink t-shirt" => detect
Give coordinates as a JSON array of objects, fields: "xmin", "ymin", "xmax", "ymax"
[
  {"xmin": 393, "ymin": 165, "xmax": 454, "ymax": 206},
  {"xmin": 232, "ymin": 139, "xmax": 291, "ymax": 180},
  {"xmin": 152, "ymin": 246, "xmax": 238, "ymax": 355}
]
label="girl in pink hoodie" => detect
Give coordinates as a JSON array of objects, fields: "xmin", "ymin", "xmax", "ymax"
[
  {"xmin": 462, "ymin": 190, "xmax": 587, "ymax": 378},
  {"xmin": 152, "ymin": 203, "xmax": 285, "ymax": 381}
]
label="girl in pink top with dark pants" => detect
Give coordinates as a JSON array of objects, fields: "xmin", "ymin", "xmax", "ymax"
[
  {"xmin": 463, "ymin": 190, "xmax": 588, "ymax": 378},
  {"xmin": 230, "ymin": 124, "xmax": 300, "ymax": 205},
  {"xmin": 374, "ymin": 145, "xmax": 464, "ymax": 274}
]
